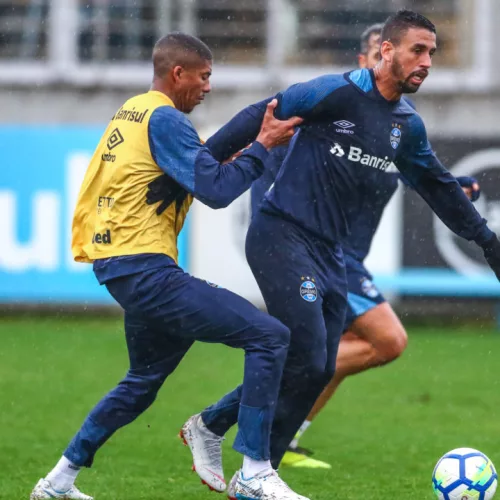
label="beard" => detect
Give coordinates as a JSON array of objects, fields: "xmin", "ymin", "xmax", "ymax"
[{"xmin": 391, "ymin": 54, "xmax": 423, "ymax": 94}]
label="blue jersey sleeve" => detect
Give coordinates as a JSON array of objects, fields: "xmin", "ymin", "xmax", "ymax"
[
  {"xmin": 250, "ymin": 144, "xmax": 289, "ymax": 215},
  {"xmin": 206, "ymin": 98, "xmax": 272, "ymax": 162},
  {"xmin": 396, "ymin": 114, "xmax": 493, "ymax": 244},
  {"xmin": 206, "ymin": 74, "xmax": 348, "ymax": 162},
  {"xmin": 148, "ymin": 106, "xmax": 268, "ymax": 209},
  {"xmin": 275, "ymin": 74, "xmax": 348, "ymax": 120}
]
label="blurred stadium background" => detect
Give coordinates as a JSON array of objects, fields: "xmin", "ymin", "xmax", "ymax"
[
  {"xmin": 2, "ymin": 0, "xmax": 500, "ymax": 317},
  {"xmin": 1, "ymin": 2, "xmax": 500, "ymax": 499}
]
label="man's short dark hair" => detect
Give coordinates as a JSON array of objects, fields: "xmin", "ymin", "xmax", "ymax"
[
  {"xmin": 381, "ymin": 9, "xmax": 436, "ymax": 46},
  {"xmin": 360, "ymin": 23, "xmax": 384, "ymax": 54},
  {"xmin": 153, "ymin": 32, "xmax": 213, "ymax": 78}
]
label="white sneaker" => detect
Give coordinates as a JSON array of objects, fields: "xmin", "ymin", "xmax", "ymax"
[
  {"xmin": 227, "ymin": 470, "xmax": 239, "ymax": 500},
  {"xmin": 234, "ymin": 469, "xmax": 310, "ymax": 500},
  {"xmin": 30, "ymin": 478, "xmax": 93, "ymax": 500},
  {"xmin": 180, "ymin": 414, "xmax": 226, "ymax": 492}
]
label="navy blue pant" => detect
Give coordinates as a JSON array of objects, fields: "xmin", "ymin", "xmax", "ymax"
[
  {"xmin": 64, "ymin": 259, "xmax": 290, "ymax": 466},
  {"xmin": 202, "ymin": 211, "xmax": 347, "ymax": 468}
]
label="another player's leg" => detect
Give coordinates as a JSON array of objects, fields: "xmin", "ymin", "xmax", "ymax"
[
  {"xmin": 267, "ymin": 283, "xmax": 346, "ymax": 471},
  {"xmin": 197, "ymin": 385, "xmax": 313, "ymax": 499},
  {"xmin": 31, "ymin": 280, "xmax": 193, "ymax": 500},
  {"xmin": 167, "ymin": 274, "xmax": 314, "ymax": 499},
  {"xmin": 32, "ymin": 262, "xmax": 294, "ymax": 498},
  {"xmin": 310, "ymin": 302, "xmax": 407, "ymax": 418},
  {"xmin": 244, "ymin": 211, "xmax": 348, "ymax": 471},
  {"xmin": 184, "ymin": 213, "xmax": 336, "ymax": 499},
  {"xmin": 285, "ymin": 300, "xmax": 407, "ymax": 464},
  {"xmin": 286, "ymin": 333, "xmax": 369, "ymax": 448}
]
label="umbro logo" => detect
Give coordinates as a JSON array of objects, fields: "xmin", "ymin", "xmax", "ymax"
[
  {"xmin": 334, "ymin": 120, "xmax": 355, "ymax": 135},
  {"xmin": 330, "ymin": 143, "xmax": 345, "ymax": 157},
  {"xmin": 107, "ymin": 128, "xmax": 124, "ymax": 150},
  {"xmin": 334, "ymin": 120, "xmax": 355, "ymax": 129}
]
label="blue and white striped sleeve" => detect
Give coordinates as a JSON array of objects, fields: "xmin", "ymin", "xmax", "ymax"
[{"xmin": 148, "ymin": 106, "xmax": 269, "ymax": 209}]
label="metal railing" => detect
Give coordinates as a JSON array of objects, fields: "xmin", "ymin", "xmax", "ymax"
[{"xmin": 0, "ymin": 0, "xmax": 496, "ymax": 92}]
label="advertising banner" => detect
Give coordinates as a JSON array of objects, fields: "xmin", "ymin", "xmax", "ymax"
[
  {"xmin": 0, "ymin": 126, "xmax": 188, "ymax": 303},
  {"xmin": 401, "ymin": 138, "xmax": 500, "ymax": 296}
]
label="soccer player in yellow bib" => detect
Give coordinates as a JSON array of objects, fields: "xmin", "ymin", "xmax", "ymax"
[{"xmin": 30, "ymin": 33, "xmax": 304, "ymax": 500}]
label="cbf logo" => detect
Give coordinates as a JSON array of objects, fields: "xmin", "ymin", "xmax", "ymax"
[
  {"xmin": 300, "ymin": 276, "xmax": 317, "ymax": 302},
  {"xmin": 390, "ymin": 123, "xmax": 402, "ymax": 150}
]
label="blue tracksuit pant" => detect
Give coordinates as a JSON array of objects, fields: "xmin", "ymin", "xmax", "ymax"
[
  {"xmin": 64, "ymin": 258, "xmax": 290, "ymax": 466},
  {"xmin": 202, "ymin": 211, "xmax": 347, "ymax": 468}
]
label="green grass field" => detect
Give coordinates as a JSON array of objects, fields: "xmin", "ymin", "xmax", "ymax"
[{"xmin": 1, "ymin": 316, "xmax": 499, "ymax": 499}]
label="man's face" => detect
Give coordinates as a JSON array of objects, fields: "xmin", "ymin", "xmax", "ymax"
[
  {"xmin": 358, "ymin": 33, "xmax": 381, "ymax": 69},
  {"xmin": 388, "ymin": 27, "xmax": 436, "ymax": 94},
  {"xmin": 173, "ymin": 59, "xmax": 212, "ymax": 113}
]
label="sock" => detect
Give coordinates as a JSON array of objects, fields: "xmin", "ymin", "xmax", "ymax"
[
  {"xmin": 45, "ymin": 456, "xmax": 81, "ymax": 492},
  {"xmin": 242, "ymin": 456, "xmax": 272, "ymax": 479},
  {"xmin": 289, "ymin": 420, "xmax": 312, "ymax": 450}
]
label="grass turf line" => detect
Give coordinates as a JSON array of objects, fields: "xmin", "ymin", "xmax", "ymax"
[{"xmin": 0, "ymin": 317, "xmax": 499, "ymax": 499}]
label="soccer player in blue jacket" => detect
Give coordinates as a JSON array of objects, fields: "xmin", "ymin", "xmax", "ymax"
[
  {"xmin": 179, "ymin": 10, "xmax": 500, "ymax": 496},
  {"xmin": 261, "ymin": 24, "xmax": 479, "ymax": 469}
]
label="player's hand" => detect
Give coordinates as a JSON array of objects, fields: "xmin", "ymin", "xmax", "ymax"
[
  {"xmin": 457, "ymin": 176, "xmax": 480, "ymax": 202},
  {"xmin": 255, "ymin": 99, "xmax": 303, "ymax": 150},
  {"xmin": 481, "ymin": 234, "xmax": 500, "ymax": 281}
]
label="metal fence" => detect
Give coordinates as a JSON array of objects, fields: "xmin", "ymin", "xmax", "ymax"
[{"xmin": 0, "ymin": 0, "xmax": 496, "ymax": 90}]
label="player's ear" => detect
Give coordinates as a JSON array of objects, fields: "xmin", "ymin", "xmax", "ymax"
[
  {"xmin": 379, "ymin": 40, "xmax": 394, "ymax": 62},
  {"xmin": 172, "ymin": 65, "xmax": 184, "ymax": 83},
  {"xmin": 358, "ymin": 54, "xmax": 367, "ymax": 68}
]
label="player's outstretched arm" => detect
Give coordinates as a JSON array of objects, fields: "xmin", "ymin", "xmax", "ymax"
[
  {"xmin": 207, "ymin": 74, "xmax": 347, "ymax": 162},
  {"xmin": 395, "ymin": 115, "xmax": 500, "ymax": 280},
  {"xmin": 206, "ymin": 98, "xmax": 273, "ymax": 162},
  {"xmin": 147, "ymin": 102, "xmax": 300, "ymax": 209},
  {"xmin": 399, "ymin": 173, "xmax": 481, "ymax": 201}
]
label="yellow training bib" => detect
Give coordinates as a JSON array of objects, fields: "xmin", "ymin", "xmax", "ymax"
[{"xmin": 72, "ymin": 91, "xmax": 193, "ymax": 264}]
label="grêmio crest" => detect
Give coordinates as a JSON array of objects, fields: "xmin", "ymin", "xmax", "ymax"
[{"xmin": 390, "ymin": 123, "xmax": 402, "ymax": 150}]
